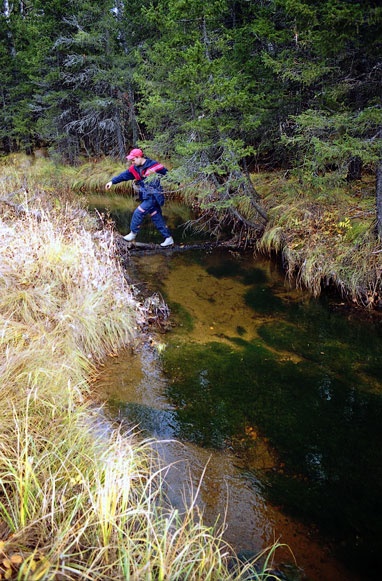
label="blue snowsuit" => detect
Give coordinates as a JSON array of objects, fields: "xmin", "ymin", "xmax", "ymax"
[{"xmin": 111, "ymin": 158, "xmax": 171, "ymax": 238}]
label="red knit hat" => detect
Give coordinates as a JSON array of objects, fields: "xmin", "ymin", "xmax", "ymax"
[{"xmin": 126, "ymin": 148, "xmax": 143, "ymax": 160}]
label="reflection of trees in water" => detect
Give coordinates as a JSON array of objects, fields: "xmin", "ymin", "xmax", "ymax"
[{"xmin": 100, "ymin": 248, "xmax": 382, "ymax": 580}]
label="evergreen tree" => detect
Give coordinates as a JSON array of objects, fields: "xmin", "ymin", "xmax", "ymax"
[
  {"xmin": 33, "ymin": 0, "xmax": 138, "ymax": 161},
  {"xmin": 0, "ymin": 0, "xmax": 43, "ymax": 151},
  {"xmin": 1, "ymin": 0, "xmax": 380, "ymax": 196},
  {"xmin": 0, "ymin": 0, "xmax": 145, "ymax": 160},
  {"xmin": 135, "ymin": 0, "xmax": 271, "ymax": 235},
  {"xmin": 268, "ymin": 0, "xmax": 382, "ymax": 183}
]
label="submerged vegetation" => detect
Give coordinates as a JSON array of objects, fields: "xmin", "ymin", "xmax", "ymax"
[{"xmin": 0, "ymin": 157, "xmax": 287, "ymax": 579}]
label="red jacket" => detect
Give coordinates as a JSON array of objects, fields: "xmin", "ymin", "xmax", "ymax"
[{"xmin": 111, "ymin": 158, "xmax": 168, "ymax": 204}]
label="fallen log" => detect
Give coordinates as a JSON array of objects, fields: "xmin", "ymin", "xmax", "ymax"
[{"xmin": 115, "ymin": 235, "xmax": 242, "ymax": 256}]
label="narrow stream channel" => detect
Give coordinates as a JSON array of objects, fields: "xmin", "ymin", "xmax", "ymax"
[{"xmin": 90, "ymin": 195, "xmax": 382, "ymax": 581}]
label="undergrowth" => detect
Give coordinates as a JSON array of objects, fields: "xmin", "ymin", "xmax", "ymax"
[{"xmin": 254, "ymin": 172, "xmax": 382, "ymax": 309}]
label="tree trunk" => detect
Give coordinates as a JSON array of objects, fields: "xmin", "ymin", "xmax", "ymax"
[
  {"xmin": 3, "ymin": 0, "xmax": 16, "ymax": 57},
  {"xmin": 376, "ymin": 155, "xmax": 382, "ymax": 239},
  {"xmin": 346, "ymin": 155, "xmax": 362, "ymax": 181}
]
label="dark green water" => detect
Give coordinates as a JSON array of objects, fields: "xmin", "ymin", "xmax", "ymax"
[
  {"xmin": 90, "ymin": 195, "xmax": 382, "ymax": 581},
  {"xmin": 127, "ymin": 249, "xmax": 382, "ymax": 581}
]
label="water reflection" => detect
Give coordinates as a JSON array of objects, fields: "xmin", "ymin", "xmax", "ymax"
[
  {"xmin": 95, "ymin": 247, "xmax": 382, "ymax": 581},
  {"xmin": 138, "ymin": 250, "xmax": 381, "ymax": 575},
  {"xmin": 97, "ymin": 344, "xmax": 356, "ymax": 581}
]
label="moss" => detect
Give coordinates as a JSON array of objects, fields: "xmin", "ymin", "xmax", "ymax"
[
  {"xmin": 162, "ymin": 340, "xmax": 277, "ymax": 447},
  {"xmin": 167, "ymin": 301, "xmax": 194, "ymax": 333},
  {"xmin": 244, "ymin": 286, "xmax": 286, "ymax": 314}
]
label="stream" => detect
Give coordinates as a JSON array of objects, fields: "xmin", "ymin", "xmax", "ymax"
[{"xmin": 90, "ymin": 195, "xmax": 382, "ymax": 581}]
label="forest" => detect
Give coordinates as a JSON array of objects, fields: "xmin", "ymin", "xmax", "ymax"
[
  {"xmin": 1, "ymin": 0, "xmax": 382, "ymax": 306},
  {"xmin": 1, "ymin": 3, "xmax": 382, "ymax": 579}
]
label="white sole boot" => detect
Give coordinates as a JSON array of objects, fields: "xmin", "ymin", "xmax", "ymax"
[
  {"xmin": 124, "ymin": 232, "xmax": 137, "ymax": 242},
  {"xmin": 160, "ymin": 236, "xmax": 174, "ymax": 247}
]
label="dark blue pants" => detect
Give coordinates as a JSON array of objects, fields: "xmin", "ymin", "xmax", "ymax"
[{"xmin": 130, "ymin": 197, "xmax": 171, "ymax": 238}]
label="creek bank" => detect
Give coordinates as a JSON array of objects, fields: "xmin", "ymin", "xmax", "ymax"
[{"xmin": 254, "ymin": 174, "xmax": 382, "ymax": 312}]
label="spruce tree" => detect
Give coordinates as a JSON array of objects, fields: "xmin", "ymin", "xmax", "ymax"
[
  {"xmin": 34, "ymin": 0, "xmax": 137, "ymax": 161},
  {"xmin": 135, "ymin": 0, "xmax": 270, "ymax": 236}
]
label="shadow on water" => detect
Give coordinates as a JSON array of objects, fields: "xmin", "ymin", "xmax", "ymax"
[{"xmin": 91, "ymin": 196, "xmax": 382, "ymax": 581}]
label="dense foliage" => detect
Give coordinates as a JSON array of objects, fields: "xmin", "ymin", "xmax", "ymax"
[{"xmin": 1, "ymin": 0, "xmax": 381, "ymax": 228}]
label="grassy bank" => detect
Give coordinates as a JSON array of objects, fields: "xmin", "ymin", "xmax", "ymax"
[
  {"xmin": 0, "ymin": 156, "xmax": 286, "ymax": 579},
  {"xmin": 253, "ymin": 172, "xmax": 381, "ymax": 310}
]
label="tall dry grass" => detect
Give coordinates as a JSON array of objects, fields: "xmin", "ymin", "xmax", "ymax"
[
  {"xmin": 0, "ymin": 156, "xmax": 286, "ymax": 580},
  {"xmin": 255, "ymin": 172, "xmax": 382, "ymax": 307}
]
